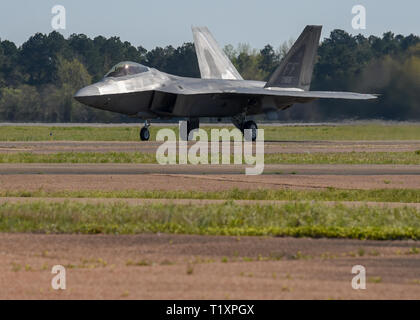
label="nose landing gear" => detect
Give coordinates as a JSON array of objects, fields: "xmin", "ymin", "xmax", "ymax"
[{"xmin": 140, "ymin": 120, "xmax": 150, "ymax": 141}]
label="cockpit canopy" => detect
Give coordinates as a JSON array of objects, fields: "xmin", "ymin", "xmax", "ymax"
[{"xmin": 105, "ymin": 61, "xmax": 149, "ymax": 78}]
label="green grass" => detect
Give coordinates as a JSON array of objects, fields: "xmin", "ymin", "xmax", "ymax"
[
  {"xmin": 1, "ymin": 124, "xmax": 419, "ymax": 141},
  {"xmin": 1, "ymin": 151, "xmax": 420, "ymax": 165},
  {"xmin": 264, "ymin": 151, "xmax": 420, "ymax": 165},
  {"xmin": 0, "ymin": 152, "xmax": 156, "ymax": 164},
  {"xmin": 0, "ymin": 126, "xmax": 148, "ymax": 141},
  {"xmin": 262, "ymin": 124, "xmax": 420, "ymax": 141},
  {"xmin": 0, "ymin": 201, "xmax": 419, "ymax": 239},
  {"xmin": 2, "ymin": 188, "xmax": 420, "ymax": 203}
]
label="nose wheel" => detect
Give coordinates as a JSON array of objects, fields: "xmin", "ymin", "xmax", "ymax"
[{"xmin": 140, "ymin": 121, "xmax": 150, "ymax": 141}]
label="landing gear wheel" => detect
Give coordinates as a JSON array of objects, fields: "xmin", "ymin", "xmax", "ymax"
[
  {"xmin": 180, "ymin": 118, "xmax": 200, "ymax": 141},
  {"xmin": 140, "ymin": 127, "xmax": 150, "ymax": 141},
  {"xmin": 243, "ymin": 120, "xmax": 258, "ymax": 141}
]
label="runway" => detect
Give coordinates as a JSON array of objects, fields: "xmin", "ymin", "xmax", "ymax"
[
  {"xmin": 1, "ymin": 135, "xmax": 419, "ymax": 299},
  {"xmin": 1, "ymin": 233, "xmax": 420, "ymax": 299},
  {"xmin": 1, "ymin": 163, "xmax": 420, "ymax": 175},
  {"xmin": 1, "ymin": 140, "xmax": 420, "ymax": 154}
]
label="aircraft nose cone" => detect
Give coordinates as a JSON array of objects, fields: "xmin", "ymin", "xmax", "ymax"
[{"xmin": 74, "ymin": 85, "xmax": 100, "ymax": 104}]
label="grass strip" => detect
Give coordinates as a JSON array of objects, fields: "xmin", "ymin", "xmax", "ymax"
[
  {"xmin": 1, "ymin": 151, "xmax": 420, "ymax": 165},
  {"xmin": 0, "ymin": 201, "xmax": 419, "ymax": 240},
  {"xmin": 2, "ymin": 188, "xmax": 420, "ymax": 203},
  {"xmin": 1, "ymin": 124, "xmax": 420, "ymax": 141},
  {"xmin": 0, "ymin": 152, "xmax": 156, "ymax": 164}
]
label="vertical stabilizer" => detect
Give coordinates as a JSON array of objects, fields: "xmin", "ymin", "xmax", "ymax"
[
  {"xmin": 265, "ymin": 25, "xmax": 322, "ymax": 90},
  {"xmin": 192, "ymin": 26, "xmax": 243, "ymax": 80}
]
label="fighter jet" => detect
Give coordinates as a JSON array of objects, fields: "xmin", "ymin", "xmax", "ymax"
[{"xmin": 74, "ymin": 25, "xmax": 377, "ymax": 141}]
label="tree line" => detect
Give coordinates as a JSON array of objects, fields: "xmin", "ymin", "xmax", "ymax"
[{"xmin": 0, "ymin": 29, "xmax": 419, "ymax": 122}]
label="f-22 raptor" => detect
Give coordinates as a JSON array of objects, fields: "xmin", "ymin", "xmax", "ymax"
[{"xmin": 74, "ymin": 25, "xmax": 377, "ymax": 141}]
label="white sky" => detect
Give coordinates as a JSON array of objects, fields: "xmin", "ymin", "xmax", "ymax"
[{"xmin": 0, "ymin": 0, "xmax": 418, "ymax": 50}]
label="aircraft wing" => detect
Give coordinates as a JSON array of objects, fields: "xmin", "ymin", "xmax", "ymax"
[
  {"xmin": 231, "ymin": 87, "xmax": 377, "ymax": 100},
  {"xmin": 158, "ymin": 85, "xmax": 377, "ymax": 100}
]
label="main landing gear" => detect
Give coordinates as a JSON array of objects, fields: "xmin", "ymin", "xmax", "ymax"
[
  {"xmin": 180, "ymin": 117, "xmax": 200, "ymax": 141},
  {"xmin": 232, "ymin": 114, "xmax": 258, "ymax": 141},
  {"xmin": 243, "ymin": 120, "xmax": 258, "ymax": 141},
  {"xmin": 140, "ymin": 120, "xmax": 150, "ymax": 141}
]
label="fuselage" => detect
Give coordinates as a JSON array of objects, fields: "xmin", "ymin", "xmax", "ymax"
[{"xmin": 74, "ymin": 63, "xmax": 293, "ymax": 119}]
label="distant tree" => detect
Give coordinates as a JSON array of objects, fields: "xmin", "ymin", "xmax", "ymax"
[
  {"xmin": 56, "ymin": 56, "xmax": 91, "ymax": 90},
  {"xmin": 68, "ymin": 34, "xmax": 98, "ymax": 80},
  {"xmin": 223, "ymin": 44, "xmax": 237, "ymax": 61},
  {"xmin": 0, "ymin": 29, "xmax": 419, "ymax": 122},
  {"xmin": 277, "ymin": 39, "xmax": 294, "ymax": 60},
  {"xmin": 164, "ymin": 42, "xmax": 200, "ymax": 77},
  {"xmin": 19, "ymin": 31, "xmax": 72, "ymax": 85},
  {"xmin": 0, "ymin": 85, "xmax": 41, "ymax": 121},
  {"xmin": 233, "ymin": 43, "xmax": 266, "ymax": 80},
  {"xmin": 146, "ymin": 45, "xmax": 175, "ymax": 71},
  {"xmin": 0, "ymin": 42, "xmax": 5, "ymax": 87},
  {"xmin": 56, "ymin": 57, "xmax": 92, "ymax": 122},
  {"xmin": 0, "ymin": 40, "xmax": 26, "ymax": 87},
  {"xmin": 259, "ymin": 44, "xmax": 278, "ymax": 76}
]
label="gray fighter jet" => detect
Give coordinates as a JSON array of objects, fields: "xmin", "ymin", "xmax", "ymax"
[{"xmin": 74, "ymin": 25, "xmax": 377, "ymax": 141}]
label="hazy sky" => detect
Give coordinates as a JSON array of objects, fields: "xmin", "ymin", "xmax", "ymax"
[{"xmin": 1, "ymin": 0, "xmax": 418, "ymax": 50}]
